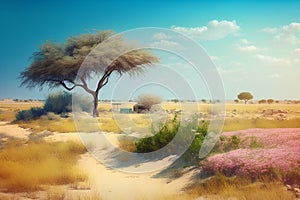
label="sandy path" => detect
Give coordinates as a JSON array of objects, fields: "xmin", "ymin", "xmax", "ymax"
[
  {"xmin": 78, "ymin": 153, "xmax": 193, "ymax": 200},
  {"xmin": 0, "ymin": 122, "xmax": 193, "ymax": 199}
]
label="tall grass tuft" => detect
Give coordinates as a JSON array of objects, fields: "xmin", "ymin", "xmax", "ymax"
[{"xmin": 0, "ymin": 140, "xmax": 87, "ymax": 192}]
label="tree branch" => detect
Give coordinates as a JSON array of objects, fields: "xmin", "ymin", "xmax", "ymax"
[
  {"xmin": 59, "ymin": 81, "xmax": 76, "ymax": 91},
  {"xmin": 59, "ymin": 79, "xmax": 94, "ymax": 96},
  {"xmin": 95, "ymin": 68, "xmax": 114, "ymax": 94}
]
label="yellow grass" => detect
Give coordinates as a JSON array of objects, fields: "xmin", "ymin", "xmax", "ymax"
[
  {"xmin": 0, "ymin": 101, "xmax": 43, "ymax": 121},
  {"xmin": 0, "ymin": 140, "xmax": 87, "ymax": 192},
  {"xmin": 223, "ymin": 118, "xmax": 300, "ymax": 132},
  {"xmin": 225, "ymin": 103, "xmax": 300, "ymax": 112},
  {"xmin": 188, "ymin": 174, "xmax": 295, "ymax": 200},
  {"xmin": 17, "ymin": 117, "xmax": 77, "ymax": 133},
  {"xmin": 5, "ymin": 102, "xmax": 300, "ymax": 134}
]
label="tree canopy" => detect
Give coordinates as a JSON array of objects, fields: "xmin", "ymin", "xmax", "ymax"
[
  {"xmin": 20, "ymin": 30, "xmax": 159, "ymax": 116},
  {"xmin": 237, "ymin": 92, "xmax": 253, "ymax": 104}
]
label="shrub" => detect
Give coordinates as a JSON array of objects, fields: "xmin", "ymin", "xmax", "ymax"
[
  {"xmin": 137, "ymin": 93, "xmax": 163, "ymax": 110},
  {"xmin": 44, "ymin": 91, "xmax": 72, "ymax": 114},
  {"xmin": 258, "ymin": 99, "xmax": 266, "ymax": 104},
  {"xmin": 267, "ymin": 99, "xmax": 274, "ymax": 104},
  {"xmin": 15, "ymin": 107, "xmax": 45, "ymax": 121},
  {"xmin": 15, "ymin": 91, "xmax": 93, "ymax": 122},
  {"xmin": 171, "ymin": 99, "xmax": 179, "ymax": 103},
  {"xmin": 135, "ymin": 115, "xmax": 209, "ymax": 166},
  {"xmin": 135, "ymin": 115, "xmax": 180, "ymax": 153}
]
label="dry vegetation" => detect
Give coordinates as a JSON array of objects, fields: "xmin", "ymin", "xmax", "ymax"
[
  {"xmin": 3, "ymin": 101, "xmax": 299, "ymax": 134},
  {"xmin": 0, "ymin": 101, "xmax": 43, "ymax": 121},
  {"xmin": 0, "ymin": 139, "xmax": 87, "ymax": 192},
  {"xmin": 0, "ymin": 100, "xmax": 299, "ymax": 199},
  {"xmin": 188, "ymin": 173, "xmax": 295, "ymax": 200}
]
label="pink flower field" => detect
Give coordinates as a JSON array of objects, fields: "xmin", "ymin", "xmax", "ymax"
[{"xmin": 201, "ymin": 128, "xmax": 300, "ymax": 177}]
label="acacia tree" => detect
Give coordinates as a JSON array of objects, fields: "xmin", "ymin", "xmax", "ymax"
[
  {"xmin": 237, "ymin": 92, "xmax": 253, "ymax": 104},
  {"xmin": 267, "ymin": 99, "xmax": 274, "ymax": 104},
  {"xmin": 20, "ymin": 30, "xmax": 159, "ymax": 117}
]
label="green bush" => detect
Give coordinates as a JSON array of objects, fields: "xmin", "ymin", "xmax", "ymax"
[
  {"xmin": 16, "ymin": 107, "xmax": 45, "ymax": 121},
  {"xmin": 180, "ymin": 121, "xmax": 208, "ymax": 165},
  {"xmin": 135, "ymin": 115, "xmax": 209, "ymax": 166},
  {"xmin": 135, "ymin": 115, "xmax": 180, "ymax": 153},
  {"xmin": 43, "ymin": 92, "xmax": 72, "ymax": 114},
  {"xmin": 15, "ymin": 92, "xmax": 93, "ymax": 121}
]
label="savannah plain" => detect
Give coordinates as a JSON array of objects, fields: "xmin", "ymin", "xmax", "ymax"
[{"xmin": 0, "ymin": 98, "xmax": 299, "ymax": 200}]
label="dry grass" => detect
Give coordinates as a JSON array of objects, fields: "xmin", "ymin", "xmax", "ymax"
[
  {"xmin": 118, "ymin": 135, "xmax": 137, "ymax": 152},
  {"xmin": 5, "ymin": 101, "xmax": 300, "ymax": 134},
  {"xmin": 45, "ymin": 187, "xmax": 103, "ymax": 200},
  {"xmin": 0, "ymin": 101, "xmax": 43, "ymax": 121},
  {"xmin": 188, "ymin": 174, "xmax": 296, "ymax": 200},
  {"xmin": 98, "ymin": 117, "xmax": 121, "ymax": 133},
  {"xmin": 223, "ymin": 118, "xmax": 300, "ymax": 132},
  {"xmin": 17, "ymin": 117, "xmax": 77, "ymax": 133},
  {"xmin": 225, "ymin": 103, "xmax": 300, "ymax": 112},
  {"xmin": 0, "ymin": 140, "xmax": 87, "ymax": 192}
]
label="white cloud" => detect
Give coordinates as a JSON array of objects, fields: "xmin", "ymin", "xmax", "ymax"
[
  {"xmin": 274, "ymin": 34, "xmax": 299, "ymax": 45},
  {"xmin": 171, "ymin": 20, "xmax": 240, "ymax": 41},
  {"xmin": 236, "ymin": 44, "xmax": 259, "ymax": 52},
  {"xmin": 261, "ymin": 27, "xmax": 278, "ymax": 34},
  {"xmin": 255, "ymin": 54, "xmax": 291, "ymax": 66},
  {"xmin": 153, "ymin": 33, "xmax": 171, "ymax": 40},
  {"xmin": 240, "ymin": 39, "xmax": 251, "ymax": 44},
  {"xmin": 235, "ymin": 39, "xmax": 265, "ymax": 53},
  {"xmin": 293, "ymin": 48, "xmax": 300, "ymax": 55},
  {"xmin": 262, "ymin": 22, "xmax": 300, "ymax": 45},
  {"xmin": 282, "ymin": 22, "xmax": 300, "ymax": 33},
  {"xmin": 150, "ymin": 40, "xmax": 180, "ymax": 49}
]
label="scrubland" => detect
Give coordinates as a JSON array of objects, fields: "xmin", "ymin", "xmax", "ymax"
[{"xmin": 0, "ymin": 100, "xmax": 299, "ymax": 199}]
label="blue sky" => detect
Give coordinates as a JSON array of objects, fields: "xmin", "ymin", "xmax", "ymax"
[{"xmin": 0, "ymin": 0, "xmax": 299, "ymax": 100}]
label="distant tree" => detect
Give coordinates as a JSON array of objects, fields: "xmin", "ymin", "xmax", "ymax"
[
  {"xmin": 275, "ymin": 100, "xmax": 279, "ymax": 103},
  {"xmin": 258, "ymin": 99, "xmax": 266, "ymax": 104},
  {"xmin": 234, "ymin": 99, "xmax": 239, "ymax": 103},
  {"xmin": 267, "ymin": 99, "xmax": 274, "ymax": 104},
  {"xmin": 201, "ymin": 99, "xmax": 207, "ymax": 103},
  {"xmin": 137, "ymin": 94, "xmax": 162, "ymax": 110},
  {"xmin": 171, "ymin": 99, "xmax": 179, "ymax": 103},
  {"xmin": 237, "ymin": 92, "xmax": 253, "ymax": 104},
  {"xmin": 20, "ymin": 30, "xmax": 159, "ymax": 117}
]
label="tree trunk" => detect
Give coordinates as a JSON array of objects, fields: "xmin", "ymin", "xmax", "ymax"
[{"xmin": 93, "ymin": 92, "xmax": 99, "ymax": 117}]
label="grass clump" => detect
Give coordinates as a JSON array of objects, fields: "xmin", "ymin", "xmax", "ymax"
[
  {"xmin": 0, "ymin": 140, "xmax": 87, "ymax": 192},
  {"xmin": 188, "ymin": 173, "xmax": 295, "ymax": 200}
]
